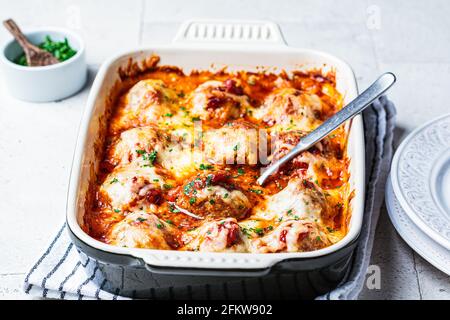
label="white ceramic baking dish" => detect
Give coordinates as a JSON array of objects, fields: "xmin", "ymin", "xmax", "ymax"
[{"xmin": 66, "ymin": 20, "xmax": 364, "ymax": 290}]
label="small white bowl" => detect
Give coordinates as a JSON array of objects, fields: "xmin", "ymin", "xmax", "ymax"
[{"xmin": 0, "ymin": 27, "xmax": 87, "ymax": 102}]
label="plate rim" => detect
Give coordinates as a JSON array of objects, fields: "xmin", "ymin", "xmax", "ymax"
[
  {"xmin": 390, "ymin": 113, "xmax": 450, "ymax": 250},
  {"xmin": 385, "ymin": 176, "xmax": 450, "ymax": 276}
]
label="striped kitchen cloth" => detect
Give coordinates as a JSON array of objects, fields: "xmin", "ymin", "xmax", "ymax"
[
  {"xmin": 23, "ymin": 224, "xmax": 128, "ymax": 300},
  {"xmin": 23, "ymin": 97, "xmax": 396, "ymax": 300}
]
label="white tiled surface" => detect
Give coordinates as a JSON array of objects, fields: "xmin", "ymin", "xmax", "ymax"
[{"xmin": 0, "ymin": 0, "xmax": 449, "ymax": 300}]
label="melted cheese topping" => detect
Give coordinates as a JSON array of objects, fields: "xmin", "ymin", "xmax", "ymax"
[
  {"xmin": 188, "ymin": 80, "xmax": 250, "ymax": 124},
  {"xmin": 85, "ymin": 57, "xmax": 350, "ymax": 253},
  {"xmin": 107, "ymin": 211, "xmax": 175, "ymax": 249},
  {"xmin": 182, "ymin": 218, "xmax": 247, "ymax": 253},
  {"xmin": 111, "ymin": 79, "xmax": 179, "ymax": 132},
  {"xmin": 252, "ymin": 88, "xmax": 323, "ymax": 131},
  {"xmin": 202, "ymin": 125, "xmax": 259, "ymax": 165},
  {"xmin": 253, "ymin": 178, "xmax": 325, "ymax": 223},
  {"xmin": 100, "ymin": 165, "xmax": 165, "ymax": 211}
]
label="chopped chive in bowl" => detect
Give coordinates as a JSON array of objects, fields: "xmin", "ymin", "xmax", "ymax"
[{"xmin": 14, "ymin": 35, "xmax": 77, "ymax": 66}]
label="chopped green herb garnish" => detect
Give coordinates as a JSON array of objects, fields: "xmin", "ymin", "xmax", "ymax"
[
  {"xmin": 241, "ymin": 226, "xmax": 266, "ymax": 237},
  {"xmin": 254, "ymin": 227, "xmax": 264, "ymax": 236},
  {"xmin": 249, "ymin": 188, "xmax": 263, "ymax": 195},
  {"xmin": 14, "ymin": 35, "xmax": 77, "ymax": 66},
  {"xmin": 205, "ymin": 174, "xmax": 213, "ymax": 186},
  {"xmin": 146, "ymin": 151, "xmax": 158, "ymax": 165},
  {"xmin": 199, "ymin": 164, "xmax": 213, "ymax": 170},
  {"xmin": 136, "ymin": 150, "xmax": 158, "ymax": 167},
  {"xmin": 110, "ymin": 178, "xmax": 119, "ymax": 184},
  {"xmin": 169, "ymin": 204, "xmax": 180, "ymax": 213},
  {"xmin": 240, "ymin": 227, "xmax": 251, "ymax": 238},
  {"xmin": 189, "ymin": 197, "xmax": 197, "ymax": 205},
  {"xmin": 184, "ymin": 181, "xmax": 195, "ymax": 195},
  {"xmin": 234, "ymin": 168, "xmax": 245, "ymax": 177},
  {"xmin": 136, "ymin": 217, "xmax": 146, "ymax": 222},
  {"xmin": 114, "ymin": 209, "xmax": 121, "ymax": 213}
]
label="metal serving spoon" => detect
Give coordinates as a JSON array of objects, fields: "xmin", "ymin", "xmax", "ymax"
[
  {"xmin": 257, "ymin": 72, "xmax": 396, "ymax": 186},
  {"xmin": 3, "ymin": 19, "xmax": 59, "ymax": 67}
]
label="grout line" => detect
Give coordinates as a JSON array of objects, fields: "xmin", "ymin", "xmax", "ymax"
[
  {"xmin": 412, "ymin": 252, "xmax": 423, "ymax": 300},
  {"xmin": 0, "ymin": 272, "xmax": 26, "ymax": 276},
  {"xmin": 138, "ymin": 0, "xmax": 146, "ymax": 45}
]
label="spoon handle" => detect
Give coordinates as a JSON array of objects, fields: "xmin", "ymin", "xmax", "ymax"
[
  {"xmin": 3, "ymin": 19, "xmax": 35, "ymax": 52},
  {"xmin": 257, "ymin": 72, "xmax": 396, "ymax": 185}
]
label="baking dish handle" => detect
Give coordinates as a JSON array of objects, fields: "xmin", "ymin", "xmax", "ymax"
[
  {"xmin": 132, "ymin": 250, "xmax": 274, "ymax": 277},
  {"xmin": 143, "ymin": 263, "xmax": 272, "ymax": 277},
  {"xmin": 173, "ymin": 19, "xmax": 287, "ymax": 47},
  {"xmin": 137, "ymin": 242, "xmax": 357, "ymax": 276}
]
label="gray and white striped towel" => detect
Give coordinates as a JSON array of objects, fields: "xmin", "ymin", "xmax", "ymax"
[{"xmin": 23, "ymin": 97, "xmax": 396, "ymax": 300}]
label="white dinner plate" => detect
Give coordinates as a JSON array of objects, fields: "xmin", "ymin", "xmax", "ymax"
[
  {"xmin": 390, "ymin": 114, "xmax": 450, "ymax": 250},
  {"xmin": 386, "ymin": 176, "xmax": 450, "ymax": 275}
]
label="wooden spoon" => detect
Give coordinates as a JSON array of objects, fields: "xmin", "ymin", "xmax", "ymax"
[{"xmin": 3, "ymin": 19, "xmax": 59, "ymax": 66}]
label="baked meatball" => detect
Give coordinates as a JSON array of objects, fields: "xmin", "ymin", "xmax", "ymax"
[
  {"xmin": 107, "ymin": 211, "xmax": 179, "ymax": 249},
  {"xmin": 249, "ymin": 220, "xmax": 330, "ymax": 253},
  {"xmin": 202, "ymin": 120, "xmax": 259, "ymax": 165},
  {"xmin": 108, "ymin": 126, "xmax": 170, "ymax": 167},
  {"xmin": 253, "ymin": 88, "xmax": 323, "ymax": 130},
  {"xmin": 168, "ymin": 171, "xmax": 251, "ymax": 220},
  {"xmin": 113, "ymin": 79, "xmax": 178, "ymax": 131},
  {"xmin": 269, "ymin": 131, "xmax": 345, "ymax": 189},
  {"xmin": 99, "ymin": 165, "xmax": 167, "ymax": 211},
  {"xmin": 188, "ymin": 80, "xmax": 250, "ymax": 125},
  {"xmin": 107, "ymin": 126, "xmax": 195, "ymax": 178},
  {"xmin": 182, "ymin": 218, "xmax": 246, "ymax": 252},
  {"xmin": 253, "ymin": 178, "xmax": 328, "ymax": 223}
]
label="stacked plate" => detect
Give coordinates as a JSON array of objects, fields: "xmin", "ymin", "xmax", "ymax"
[{"xmin": 386, "ymin": 114, "xmax": 450, "ymax": 275}]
